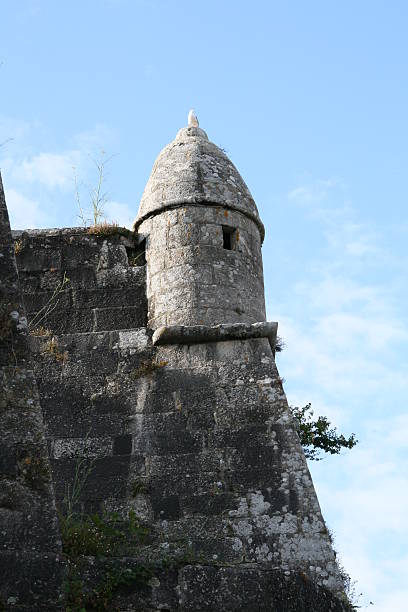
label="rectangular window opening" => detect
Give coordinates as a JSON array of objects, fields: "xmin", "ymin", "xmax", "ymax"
[
  {"xmin": 126, "ymin": 238, "xmax": 146, "ymax": 267},
  {"xmin": 222, "ymin": 226, "xmax": 236, "ymax": 250}
]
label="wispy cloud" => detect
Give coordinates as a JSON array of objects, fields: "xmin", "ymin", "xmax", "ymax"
[
  {"xmin": 287, "ymin": 178, "xmax": 340, "ymax": 204},
  {"xmin": 275, "ymin": 175, "xmax": 408, "ymax": 609},
  {"xmin": 5, "ymin": 187, "xmax": 51, "ymax": 229},
  {"xmin": 7, "ymin": 150, "xmax": 82, "ymax": 189},
  {"xmin": 287, "ymin": 177, "xmax": 379, "ymax": 259},
  {"xmin": 317, "ymin": 418, "xmax": 408, "ymax": 610},
  {"xmin": 0, "ymin": 120, "xmax": 119, "ymax": 229}
]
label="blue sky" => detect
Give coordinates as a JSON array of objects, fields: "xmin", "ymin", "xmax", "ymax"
[{"xmin": 1, "ymin": 1, "xmax": 407, "ymax": 608}]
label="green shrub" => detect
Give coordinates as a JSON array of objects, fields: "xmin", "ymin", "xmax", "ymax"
[{"xmin": 60, "ymin": 509, "xmax": 149, "ymax": 559}]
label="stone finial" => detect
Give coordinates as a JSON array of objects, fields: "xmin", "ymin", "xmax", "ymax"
[{"xmin": 188, "ymin": 109, "xmax": 199, "ymax": 128}]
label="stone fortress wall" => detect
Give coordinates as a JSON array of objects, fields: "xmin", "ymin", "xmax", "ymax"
[
  {"xmin": 13, "ymin": 227, "xmax": 147, "ymax": 334},
  {"xmin": 0, "ymin": 117, "xmax": 352, "ymax": 611},
  {"xmin": 136, "ymin": 124, "xmax": 267, "ymax": 330},
  {"xmin": 0, "ymin": 178, "xmax": 64, "ymax": 611}
]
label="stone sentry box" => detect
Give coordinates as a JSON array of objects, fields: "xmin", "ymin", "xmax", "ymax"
[{"xmin": 134, "ymin": 124, "xmax": 266, "ymax": 329}]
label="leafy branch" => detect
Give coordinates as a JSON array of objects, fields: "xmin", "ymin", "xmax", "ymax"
[{"xmin": 291, "ymin": 403, "xmax": 358, "ymax": 461}]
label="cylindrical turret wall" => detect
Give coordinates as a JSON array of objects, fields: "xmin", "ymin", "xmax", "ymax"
[{"xmin": 138, "ymin": 204, "xmax": 266, "ymax": 328}]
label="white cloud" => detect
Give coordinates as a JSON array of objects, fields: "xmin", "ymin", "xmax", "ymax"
[
  {"xmin": 345, "ymin": 236, "xmax": 377, "ymax": 256},
  {"xmin": 381, "ymin": 413, "xmax": 408, "ymax": 447},
  {"xmin": 373, "ymin": 591, "xmax": 408, "ymax": 612},
  {"xmin": 0, "ymin": 120, "xmax": 119, "ymax": 229},
  {"xmin": 276, "ymin": 299, "xmax": 408, "ymax": 402},
  {"xmin": 10, "ymin": 150, "xmax": 81, "ymax": 189},
  {"xmin": 286, "ymin": 178, "xmax": 379, "ymax": 260},
  {"xmin": 287, "ymin": 178, "xmax": 339, "ymax": 204},
  {"xmin": 317, "ymin": 312, "xmax": 405, "ymax": 351},
  {"xmin": 275, "ymin": 177, "xmax": 408, "ymax": 404},
  {"xmin": 316, "ymin": 426, "xmax": 408, "ymax": 611},
  {"xmin": 330, "ymin": 472, "xmax": 408, "ymax": 536},
  {"xmin": 1, "ymin": 121, "xmax": 116, "ymax": 196},
  {"xmin": 295, "ymin": 277, "xmax": 383, "ymax": 313},
  {"xmin": 276, "ymin": 178, "xmax": 408, "ymax": 610},
  {"xmin": 5, "ymin": 188, "xmax": 51, "ymax": 229},
  {"xmin": 325, "ymin": 220, "xmax": 378, "ymax": 258}
]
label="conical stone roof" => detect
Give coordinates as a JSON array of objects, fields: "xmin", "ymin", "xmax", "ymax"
[{"xmin": 134, "ymin": 124, "xmax": 265, "ymax": 241}]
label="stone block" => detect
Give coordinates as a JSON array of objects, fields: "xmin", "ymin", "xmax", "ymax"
[
  {"xmin": 23, "ymin": 289, "xmax": 72, "ymax": 315},
  {"xmin": 133, "ymin": 428, "xmax": 203, "ymax": 456},
  {"xmin": 192, "ymin": 536, "xmax": 244, "ymax": 563},
  {"xmin": 61, "ymin": 239, "xmax": 100, "ymax": 269},
  {"xmin": 151, "ymin": 494, "xmax": 181, "ymax": 520},
  {"xmin": 93, "ymin": 304, "xmax": 147, "ymax": 331},
  {"xmin": 61, "ymin": 336, "xmax": 119, "ymax": 377},
  {"xmin": 0, "ymin": 551, "xmax": 64, "ymax": 610},
  {"xmin": 62, "ymin": 264, "xmax": 97, "ymax": 288},
  {"xmin": 113, "ymin": 434, "xmax": 133, "ymax": 455},
  {"xmin": 50, "ymin": 437, "xmax": 113, "ymax": 459},
  {"xmin": 181, "ymin": 492, "xmax": 240, "ymax": 517},
  {"xmin": 72, "ymin": 286, "xmax": 144, "ymax": 309},
  {"xmin": 145, "ymin": 452, "xmax": 220, "ymax": 478},
  {"xmin": 0, "ymin": 444, "xmax": 16, "ymax": 476},
  {"xmin": 16, "ymin": 245, "xmax": 61, "ymax": 272},
  {"xmin": 53, "ymin": 455, "xmax": 131, "ymax": 502},
  {"xmin": 149, "ymin": 469, "xmax": 219, "ymax": 500}
]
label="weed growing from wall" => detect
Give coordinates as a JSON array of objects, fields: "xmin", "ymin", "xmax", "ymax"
[
  {"xmin": 13, "ymin": 239, "xmax": 23, "ymax": 256},
  {"xmin": 60, "ymin": 453, "xmax": 153, "ymax": 611},
  {"xmin": 17, "ymin": 449, "xmax": 51, "ymax": 493},
  {"xmin": 29, "ymin": 326, "xmax": 52, "ymax": 337},
  {"xmin": 130, "ymin": 358, "xmax": 167, "ymax": 379},
  {"xmin": 74, "ymin": 151, "xmax": 113, "ymax": 227},
  {"xmin": 0, "ymin": 302, "xmax": 27, "ymax": 366},
  {"xmin": 28, "ymin": 272, "xmax": 70, "ymax": 332},
  {"xmin": 41, "ymin": 337, "xmax": 67, "ymax": 362},
  {"xmin": 86, "ymin": 222, "xmax": 133, "ymax": 239}
]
